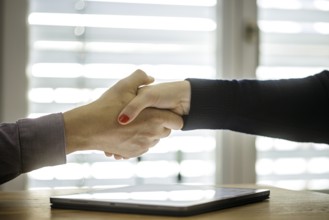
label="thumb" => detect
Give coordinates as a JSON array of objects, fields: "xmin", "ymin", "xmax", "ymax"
[
  {"xmin": 118, "ymin": 95, "xmax": 151, "ymax": 124},
  {"xmin": 116, "ymin": 69, "xmax": 154, "ymax": 124}
]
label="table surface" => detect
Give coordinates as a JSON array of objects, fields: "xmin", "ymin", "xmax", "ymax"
[{"xmin": 0, "ymin": 184, "xmax": 328, "ymax": 220}]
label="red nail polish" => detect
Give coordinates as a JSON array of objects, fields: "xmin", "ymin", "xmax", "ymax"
[{"xmin": 119, "ymin": 114, "xmax": 130, "ymax": 123}]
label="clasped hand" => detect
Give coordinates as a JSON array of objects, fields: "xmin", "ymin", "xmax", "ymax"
[{"xmin": 63, "ymin": 70, "xmax": 188, "ymax": 160}]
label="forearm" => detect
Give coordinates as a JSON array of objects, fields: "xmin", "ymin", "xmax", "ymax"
[
  {"xmin": 0, "ymin": 113, "xmax": 66, "ymax": 184},
  {"xmin": 183, "ymin": 70, "xmax": 329, "ymax": 144}
]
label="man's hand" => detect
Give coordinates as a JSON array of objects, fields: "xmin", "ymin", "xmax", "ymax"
[{"xmin": 63, "ymin": 70, "xmax": 183, "ymax": 159}]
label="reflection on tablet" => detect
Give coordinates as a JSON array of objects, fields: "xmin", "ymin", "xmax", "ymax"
[
  {"xmin": 82, "ymin": 189, "xmax": 216, "ymax": 202},
  {"xmin": 50, "ymin": 184, "xmax": 270, "ymax": 216}
]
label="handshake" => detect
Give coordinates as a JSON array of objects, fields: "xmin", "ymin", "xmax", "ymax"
[
  {"xmin": 63, "ymin": 69, "xmax": 191, "ymax": 159},
  {"xmin": 63, "ymin": 69, "xmax": 329, "ymax": 160}
]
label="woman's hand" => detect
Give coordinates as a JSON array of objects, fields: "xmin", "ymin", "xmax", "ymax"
[{"xmin": 118, "ymin": 80, "xmax": 191, "ymax": 125}]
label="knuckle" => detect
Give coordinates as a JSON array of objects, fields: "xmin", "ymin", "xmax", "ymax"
[
  {"xmin": 162, "ymin": 128, "xmax": 171, "ymax": 138},
  {"xmin": 134, "ymin": 69, "xmax": 146, "ymax": 76}
]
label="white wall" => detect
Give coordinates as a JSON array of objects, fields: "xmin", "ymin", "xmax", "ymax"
[
  {"xmin": 1, "ymin": 0, "xmax": 28, "ymax": 122},
  {"xmin": 0, "ymin": 0, "xmax": 29, "ymax": 191}
]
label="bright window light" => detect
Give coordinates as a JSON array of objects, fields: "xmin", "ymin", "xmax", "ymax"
[
  {"xmin": 136, "ymin": 161, "xmax": 179, "ymax": 178},
  {"xmin": 83, "ymin": 64, "xmax": 137, "ymax": 79},
  {"xmin": 262, "ymin": 44, "xmax": 329, "ymax": 56},
  {"xmin": 35, "ymin": 41, "xmax": 209, "ymax": 54},
  {"xmin": 91, "ymin": 162, "xmax": 135, "ymax": 179},
  {"xmin": 90, "ymin": 88, "xmax": 108, "ymax": 101},
  {"xmin": 28, "ymin": 167, "xmax": 56, "ymax": 180},
  {"xmin": 256, "ymin": 137, "xmax": 274, "ymax": 151},
  {"xmin": 276, "ymin": 180, "xmax": 306, "ymax": 190},
  {"xmin": 258, "ymin": 21, "xmax": 302, "ymax": 33},
  {"xmin": 257, "ymin": 0, "xmax": 302, "ymax": 9},
  {"xmin": 54, "ymin": 88, "xmax": 91, "ymax": 103},
  {"xmin": 130, "ymin": 191, "xmax": 168, "ymax": 201},
  {"xmin": 273, "ymin": 139, "xmax": 300, "ymax": 151},
  {"xmin": 256, "ymin": 66, "xmax": 327, "ymax": 80},
  {"xmin": 274, "ymin": 158, "xmax": 307, "ymax": 175},
  {"xmin": 136, "ymin": 65, "xmax": 216, "ymax": 79},
  {"xmin": 34, "ymin": 41, "xmax": 84, "ymax": 51},
  {"xmin": 83, "ymin": 64, "xmax": 216, "ymax": 80},
  {"xmin": 28, "ymin": 113, "xmax": 48, "ymax": 118},
  {"xmin": 86, "ymin": 0, "xmax": 217, "ymax": 7},
  {"xmin": 148, "ymin": 134, "xmax": 216, "ymax": 154},
  {"xmin": 54, "ymin": 163, "xmax": 90, "ymax": 180},
  {"xmin": 256, "ymin": 159, "xmax": 274, "ymax": 175},
  {"xmin": 313, "ymin": 22, "xmax": 329, "ymax": 34},
  {"xmin": 28, "ymin": 88, "xmax": 54, "ymax": 103},
  {"xmin": 312, "ymin": 143, "xmax": 329, "ymax": 151},
  {"xmin": 308, "ymin": 179, "xmax": 329, "ymax": 190},
  {"xmin": 85, "ymin": 42, "xmax": 205, "ymax": 53},
  {"xmin": 314, "ymin": 0, "xmax": 329, "ymax": 11},
  {"xmin": 178, "ymin": 136, "xmax": 216, "ymax": 153},
  {"xmin": 169, "ymin": 190, "xmax": 215, "ymax": 201},
  {"xmin": 28, "ymin": 13, "xmax": 216, "ymax": 32},
  {"xmin": 180, "ymin": 160, "xmax": 214, "ymax": 177},
  {"xmin": 307, "ymin": 158, "xmax": 329, "ymax": 174},
  {"xmin": 31, "ymin": 63, "xmax": 83, "ymax": 78},
  {"xmin": 147, "ymin": 137, "xmax": 184, "ymax": 154}
]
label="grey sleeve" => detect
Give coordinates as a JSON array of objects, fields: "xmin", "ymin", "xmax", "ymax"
[{"xmin": 0, "ymin": 113, "xmax": 66, "ymax": 184}]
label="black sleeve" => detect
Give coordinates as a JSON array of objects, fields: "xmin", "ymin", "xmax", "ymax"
[{"xmin": 182, "ymin": 70, "xmax": 329, "ymax": 144}]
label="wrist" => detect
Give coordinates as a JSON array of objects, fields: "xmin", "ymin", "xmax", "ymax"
[
  {"xmin": 63, "ymin": 107, "xmax": 90, "ymax": 154},
  {"xmin": 180, "ymin": 80, "xmax": 191, "ymax": 114}
]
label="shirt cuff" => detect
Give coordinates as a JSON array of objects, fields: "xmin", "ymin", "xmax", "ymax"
[
  {"xmin": 182, "ymin": 78, "xmax": 238, "ymax": 130},
  {"xmin": 17, "ymin": 113, "xmax": 66, "ymax": 173}
]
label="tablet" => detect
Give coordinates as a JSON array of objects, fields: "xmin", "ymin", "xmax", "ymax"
[{"xmin": 50, "ymin": 184, "xmax": 270, "ymax": 216}]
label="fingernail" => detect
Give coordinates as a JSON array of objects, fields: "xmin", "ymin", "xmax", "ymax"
[{"xmin": 119, "ymin": 114, "xmax": 130, "ymax": 123}]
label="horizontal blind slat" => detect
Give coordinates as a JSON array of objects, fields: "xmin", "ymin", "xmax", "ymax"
[
  {"xmin": 30, "ymin": 26, "xmax": 215, "ymax": 43},
  {"xmin": 30, "ymin": 52, "xmax": 214, "ymax": 65},
  {"xmin": 259, "ymin": 8, "xmax": 329, "ymax": 22},
  {"xmin": 261, "ymin": 32, "xmax": 329, "ymax": 45}
]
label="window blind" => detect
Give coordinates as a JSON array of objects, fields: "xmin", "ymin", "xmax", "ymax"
[
  {"xmin": 256, "ymin": 0, "xmax": 329, "ymax": 190},
  {"xmin": 27, "ymin": 0, "xmax": 217, "ymax": 189}
]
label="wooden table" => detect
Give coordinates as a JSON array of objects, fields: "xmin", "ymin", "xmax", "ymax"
[{"xmin": 0, "ymin": 185, "xmax": 328, "ymax": 220}]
